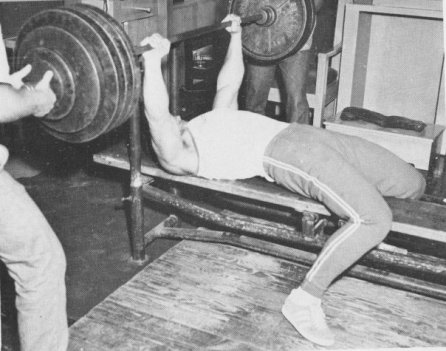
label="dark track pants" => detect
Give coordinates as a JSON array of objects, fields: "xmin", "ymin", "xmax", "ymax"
[{"xmin": 263, "ymin": 124, "xmax": 426, "ymax": 298}]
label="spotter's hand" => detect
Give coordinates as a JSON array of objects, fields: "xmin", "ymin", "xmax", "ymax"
[
  {"xmin": 8, "ymin": 64, "xmax": 32, "ymax": 89},
  {"xmin": 140, "ymin": 34, "xmax": 171, "ymax": 62},
  {"xmin": 222, "ymin": 14, "xmax": 242, "ymax": 34},
  {"xmin": 29, "ymin": 70, "xmax": 57, "ymax": 118},
  {"xmin": 0, "ymin": 25, "xmax": 33, "ymax": 88}
]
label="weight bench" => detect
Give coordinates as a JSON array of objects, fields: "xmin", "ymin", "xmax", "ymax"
[{"xmin": 94, "ymin": 138, "xmax": 446, "ymax": 301}]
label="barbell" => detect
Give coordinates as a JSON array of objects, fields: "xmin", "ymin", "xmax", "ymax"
[{"xmin": 14, "ymin": 0, "xmax": 315, "ymax": 143}]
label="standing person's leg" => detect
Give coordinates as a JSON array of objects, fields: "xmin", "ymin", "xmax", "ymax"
[
  {"xmin": 244, "ymin": 62, "xmax": 276, "ymax": 114},
  {"xmin": 263, "ymin": 125, "xmax": 396, "ymax": 346},
  {"xmin": 0, "ymin": 170, "xmax": 68, "ymax": 351},
  {"xmin": 278, "ymin": 50, "xmax": 312, "ymax": 124}
]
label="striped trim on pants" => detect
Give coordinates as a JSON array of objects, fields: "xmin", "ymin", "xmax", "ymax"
[{"xmin": 261, "ymin": 124, "xmax": 422, "ymax": 297}]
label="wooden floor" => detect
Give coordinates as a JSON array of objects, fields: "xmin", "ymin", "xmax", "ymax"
[{"xmin": 68, "ymin": 240, "xmax": 446, "ymax": 350}]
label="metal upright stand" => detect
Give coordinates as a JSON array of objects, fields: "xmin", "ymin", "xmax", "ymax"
[
  {"xmin": 127, "ymin": 43, "xmax": 182, "ymax": 262},
  {"xmin": 128, "ymin": 105, "xmax": 145, "ymax": 262},
  {"xmin": 169, "ymin": 44, "xmax": 182, "ymax": 116}
]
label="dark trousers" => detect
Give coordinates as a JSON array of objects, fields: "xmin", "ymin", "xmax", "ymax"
[{"xmin": 244, "ymin": 50, "xmax": 312, "ymax": 124}]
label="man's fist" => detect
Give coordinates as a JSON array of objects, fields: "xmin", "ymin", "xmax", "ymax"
[
  {"xmin": 222, "ymin": 14, "xmax": 242, "ymax": 34},
  {"xmin": 140, "ymin": 34, "xmax": 171, "ymax": 62}
]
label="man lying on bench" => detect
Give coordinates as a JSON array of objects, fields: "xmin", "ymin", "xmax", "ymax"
[{"xmin": 139, "ymin": 15, "xmax": 426, "ymax": 347}]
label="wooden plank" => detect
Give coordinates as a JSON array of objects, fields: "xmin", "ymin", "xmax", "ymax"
[
  {"xmin": 388, "ymin": 197, "xmax": 446, "ymax": 241},
  {"xmin": 372, "ymin": 0, "xmax": 443, "ymax": 10},
  {"xmin": 68, "ymin": 240, "xmax": 446, "ymax": 350},
  {"xmin": 93, "ymin": 144, "xmax": 329, "ymax": 216},
  {"xmin": 324, "ymin": 118, "xmax": 444, "ymax": 170},
  {"xmin": 93, "ymin": 144, "xmax": 446, "ymax": 243}
]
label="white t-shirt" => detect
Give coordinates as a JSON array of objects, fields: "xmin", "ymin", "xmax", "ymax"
[{"xmin": 186, "ymin": 108, "xmax": 288, "ymax": 180}]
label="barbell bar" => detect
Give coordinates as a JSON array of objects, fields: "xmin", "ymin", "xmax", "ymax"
[
  {"xmin": 14, "ymin": 0, "xmax": 314, "ymax": 143},
  {"xmin": 134, "ymin": 8, "xmax": 273, "ymax": 56}
]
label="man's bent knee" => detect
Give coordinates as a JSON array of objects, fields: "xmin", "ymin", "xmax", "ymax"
[
  {"xmin": 370, "ymin": 204, "xmax": 393, "ymax": 242},
  {"xmin": 394, "ymin": 167, "xmax": 426, "ymax": 200},
  {"xmin": 408, "ymin": 172, "xmax": 426, "ymax": 200}
]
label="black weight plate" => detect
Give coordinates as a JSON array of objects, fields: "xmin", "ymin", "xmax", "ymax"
[
  {"xmin": 230, "ymin": 0, "xmax": 314, "ymax": 63},
  {"xmin": 63, "ymin": 5, "xmax": 130, "ymax": 132},
  {"xmin": 52, "ymin": 7, "xmax": 122, "ymax": 141},
  {"xmin": 21, "ymin": 46, "xmax": 76, "ymax": 121},
  {"xmin": 16, "ymin": 24, "xmax": 101, "ymax": 132},
  {"xmin": 71, "ymin": 4, "xmax": 140, "ymax": 131},
  {"xmin": 79, "ymin": 4, "xmax": 141, "ymax": 128},
  {"xmin": 15, "ymin": 8, "xmax": 121, "ymax": 142},
  {"xmin": 300, "ymin": 0, "xmax": 316, "ymax": 55}
]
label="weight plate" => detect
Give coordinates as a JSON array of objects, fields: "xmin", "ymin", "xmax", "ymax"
[
  {"xmin": 229, "ymin": 0, "xmax": 315, "ymax": 63},
  {"xmin": 15, "ymin": 7, "xmax": 121, "ymax": 142},
  {"xmin": 301, "ymin": 0, "xmax": 316, "ymax": 55},
  {"xmin": 16, "ymin": 24, "xmax": 101, "ymax": 132},
  {"xmin": 48, "ymin": 7, "xmax": 121, "ymax": 142},
  {"xmin": 81, "ymin": 4, "xmax": 141, "ymax": 129},
  {"xmin": 63, "ymin": 5, "xmax": 130, "ymax": 132},
  {"xmin": 22, "ymin": 46, "xmax": 76, "ymax": 121},
  {"xmin": 72, "ymin": 4, "xmax": 141, "ymax": 131}
]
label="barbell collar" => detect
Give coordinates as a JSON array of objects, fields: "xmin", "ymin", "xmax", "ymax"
[{"xmin": 256, "ymin": 6, "xmax": 277, "ymax": 27}]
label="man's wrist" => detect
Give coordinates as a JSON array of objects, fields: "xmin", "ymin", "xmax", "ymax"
[
  {"xmin": 19, "ymin": 85, "xmax": 43, "ymax": 116},
  {"xmin": 143, "ymin": 55, "xmax": 163, "ymax": 67}
]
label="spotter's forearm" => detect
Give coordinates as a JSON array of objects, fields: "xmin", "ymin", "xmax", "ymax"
[{"xmin": 0, "ymin": 84, "xmax": 39, "ymax": 123}]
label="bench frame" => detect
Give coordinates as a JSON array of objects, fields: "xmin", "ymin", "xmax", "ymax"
[{"xmin": 93, "ymin": 104, "xmax": 446, "ymax": 301}]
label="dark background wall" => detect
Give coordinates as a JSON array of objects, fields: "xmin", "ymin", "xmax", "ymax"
[{"xmin": 0, "ymin": 1, "xmax": 64, "ymax": 37}]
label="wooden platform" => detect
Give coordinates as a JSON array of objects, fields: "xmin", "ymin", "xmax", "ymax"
[
  {"xmin": 93, "ymin": 143, "xmax": 446, "ymax": 243},
  {"xmin": 324, "ymin": 117, "xmax": 444, "ymax": 171},
  {"xmin": 68, "ymin": 240, "xmax": 446, "ymax": 350}
]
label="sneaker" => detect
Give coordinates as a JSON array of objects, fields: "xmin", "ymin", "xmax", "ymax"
[{"xmin": 282, "ymin": 297, "xmax": 335, "ymax": 347}]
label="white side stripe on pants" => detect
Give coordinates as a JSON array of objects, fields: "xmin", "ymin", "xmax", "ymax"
[{"xmin": 263, "ymin": 156, "xmax": 362, "ymax": 281}]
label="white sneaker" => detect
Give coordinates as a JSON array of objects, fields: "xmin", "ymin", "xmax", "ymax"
[{"xmin": 282, "ymin": 296, "xmax": 335, "ymax": 347}]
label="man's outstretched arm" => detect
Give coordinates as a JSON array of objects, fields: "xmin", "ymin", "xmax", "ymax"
[
  {"xmin": 212, "ymin": 15, "xmax": 244, "ymax": 110},
  {"xmin": 141, "ymin": 34, "xmax": 197, "ymax": 175}
]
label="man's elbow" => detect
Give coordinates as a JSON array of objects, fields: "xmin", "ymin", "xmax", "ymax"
[{"xmin": 158, "ymin": 157, "xmax": 188, "ymax": 176}]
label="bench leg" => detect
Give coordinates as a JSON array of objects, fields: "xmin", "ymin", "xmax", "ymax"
[
  {"xmin": 128, "ymin": 105, "xmax": 147, "ymax": 263},
  {"xmin": 302, "ymin": 211, "xmax": 328, "ymax": 238}
]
